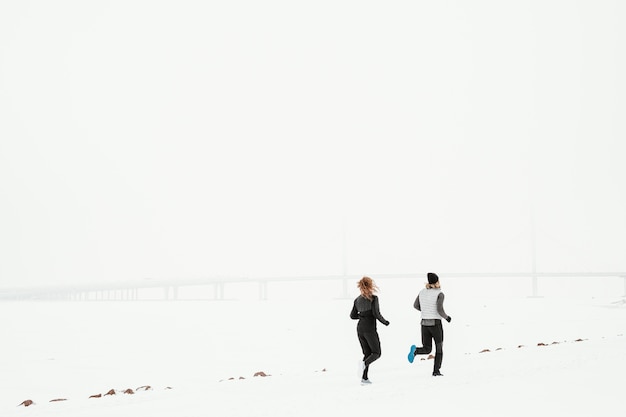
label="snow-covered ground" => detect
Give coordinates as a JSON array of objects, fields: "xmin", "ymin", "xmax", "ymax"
[{"xmin": 1, "ymin": 276, "xmax": 624, "ymax": 416}]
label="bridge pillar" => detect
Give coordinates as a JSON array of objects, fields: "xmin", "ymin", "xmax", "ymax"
[
  {"xmin": 214, "ymin": 283, "xmax": 224, "ymax": 300},
  {"xmin": 341, "ymin": 277, "xmax": 349, "ymax": 299},
  {"xmin": 529, "ymin": 274, "xmax": 542, "ymax": 298},
  {"xmin": 259, "ymin": 281, "xmax": 268, "ymax": 300},
  {"xmin": 165, "ymin": 286, "xmax": 180, "ymax": 300}
]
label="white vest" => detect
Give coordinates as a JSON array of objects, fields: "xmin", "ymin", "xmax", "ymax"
[{"xmin": 419, "ymin": 288, "xmax": 443, "ymax": 320}]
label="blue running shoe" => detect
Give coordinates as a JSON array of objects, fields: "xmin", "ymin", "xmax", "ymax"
[{"xmin": 408, "ymin": 345, "xmax": 417, "ymax": 363}]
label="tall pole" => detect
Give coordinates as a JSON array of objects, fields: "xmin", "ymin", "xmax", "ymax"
[
  {"xmin": 530, "ymin": 199, "xmax": 539, "ymax": 297},
  {"xmin": 528, "ymin": 144, "xmax": 541, "ymax": 298},
  {"xmin": 342, "ymin": 216, "xmax": 349, "ymax": 298}
]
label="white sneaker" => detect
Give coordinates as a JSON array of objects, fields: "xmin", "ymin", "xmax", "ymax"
[
  {"xmin": 358, "ymin": 360, "xmax": 365, "ymax": 375},
  {"xmin": 360, "ymin": 379, "xmax": 372, "ymax": 385}
]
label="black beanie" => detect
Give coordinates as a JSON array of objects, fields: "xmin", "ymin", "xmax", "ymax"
[{"xmin": 427, "ymin": 272, "xmax": 439, "ymax": 284}]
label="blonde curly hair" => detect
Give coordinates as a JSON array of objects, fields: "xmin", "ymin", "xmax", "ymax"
[{"xmin": 357, "ymin": 276, "xmax": 379, "ymax": 300}]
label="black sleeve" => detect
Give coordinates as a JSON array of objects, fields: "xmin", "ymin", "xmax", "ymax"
[
  {"xmin": 350, "ymin": 299, "xmax": 359, "ymax": 320},
  {"xmin": 372, "ymin": 296, "xmax": 389, "ymax": 325}
]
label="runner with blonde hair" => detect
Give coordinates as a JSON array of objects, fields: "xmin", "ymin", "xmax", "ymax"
[
  {"xmin": 350, "ymin": 276, "xmax": 390, "ymax": 385},
  {"xmin": 357, "ymin": 276, "xmax": 379, "ymax": 299}
]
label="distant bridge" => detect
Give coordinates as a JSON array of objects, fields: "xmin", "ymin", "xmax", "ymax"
[{"xmin": 1, "ymin": 272, "xmax": 625, "ymax": 301}]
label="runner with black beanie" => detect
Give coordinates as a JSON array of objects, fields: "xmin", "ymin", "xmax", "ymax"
[{"xmin": 407, "ymin": 272, "xmax": 452, "ymax": 376}]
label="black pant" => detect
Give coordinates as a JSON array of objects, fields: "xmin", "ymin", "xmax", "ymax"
[
  {"xmin": 357, "ymin": 331, "xmax": 381, "ymax": 379},
  {"xmin": 414, "ymin": 320, "xmax": 444, "ymax": 373}
]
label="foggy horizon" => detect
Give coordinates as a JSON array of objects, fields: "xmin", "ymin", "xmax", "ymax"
[{"xmin": 1, "ymin": 1, "xmax": 625, "ymax": 289}]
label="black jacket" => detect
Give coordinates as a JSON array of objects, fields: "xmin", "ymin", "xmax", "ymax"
[{"xmin": 350, "ymin": 295, "xmax": 389, "ymax": 332}]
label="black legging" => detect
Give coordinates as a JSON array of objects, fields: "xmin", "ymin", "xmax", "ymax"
[
  {"xmin": 357, "ymin": 331, "xmax": 381, "ymax": 379},
  {"xmin": 414, "ymin": 320, "xmax": 444, "ymax": 373}
]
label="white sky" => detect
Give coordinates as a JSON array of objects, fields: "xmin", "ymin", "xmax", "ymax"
[{"xmin": 1, "ymin": 1, "xmax": 625, "ymax": 287}]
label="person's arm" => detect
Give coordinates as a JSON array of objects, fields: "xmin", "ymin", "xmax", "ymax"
[
  {"xmin": 372, "ymin": 296, "xmax": 390, "ymax": 326},
  {"xmin": 413, "ymin": 294, "xmax": 421, "ymax": 311},
  {"xmin": 350, "ymin": 300, "xmax": 359, "ymax": 320},
  {"xmin": 437, "ymin": 292, "xmax": 451, "ymax": 322}
]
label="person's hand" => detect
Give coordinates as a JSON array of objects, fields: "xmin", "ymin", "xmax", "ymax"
[
  {"xmin": 446, "ymin": 316, "xmax": 452, "ymax": 323},
  {"xmin": 384, "ymin": 320, "xmax": 390, "ymax": 326}
]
